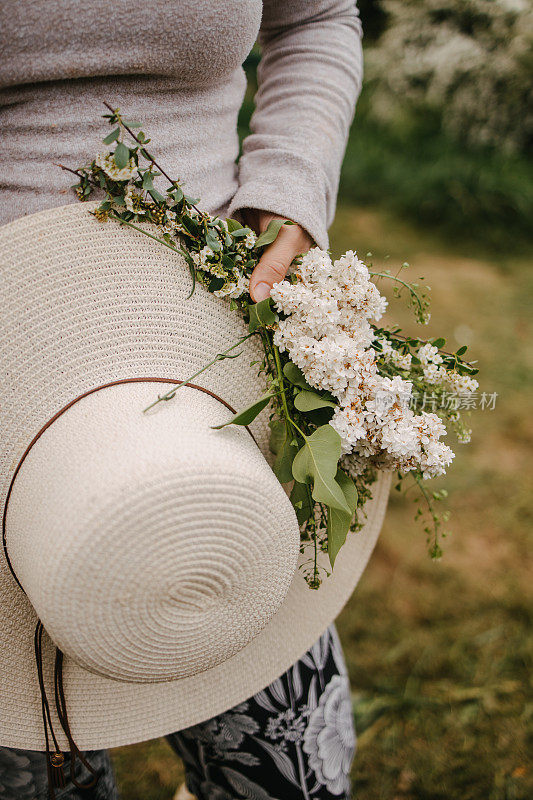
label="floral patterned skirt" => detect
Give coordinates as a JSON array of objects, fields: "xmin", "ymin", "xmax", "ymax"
[{"xmin": 0, "ymin": 626, "xmax": 355, "ymax": 800}]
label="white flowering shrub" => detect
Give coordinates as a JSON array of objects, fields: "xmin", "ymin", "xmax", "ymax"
[{"xmin": 365, "ymin": 0, "xmax": 533, "ymax": 153}]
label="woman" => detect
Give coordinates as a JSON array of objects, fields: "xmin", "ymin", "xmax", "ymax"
[{"xmin": 0, "ymin": 2, "xmax": 366, "ymax": 798}]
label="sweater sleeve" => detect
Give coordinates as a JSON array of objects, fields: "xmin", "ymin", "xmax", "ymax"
[{"xmin": 227, "ymin": 0, "xmax": 364, "ymax": 250}]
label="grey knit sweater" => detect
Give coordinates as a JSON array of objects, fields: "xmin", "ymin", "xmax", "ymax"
[{"xmin": 0, "ymin": 1, "xmax": 363, "ymax": 248}]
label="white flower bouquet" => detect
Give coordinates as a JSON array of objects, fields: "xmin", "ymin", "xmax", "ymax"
[{"xmin": 67, "ymin": 107, "xmax": 479, "ymax": 588}]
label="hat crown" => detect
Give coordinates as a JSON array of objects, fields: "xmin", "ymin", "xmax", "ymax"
[{"xmin": 5, "ymin": 383, "xmax": 300, "ymax": 682}]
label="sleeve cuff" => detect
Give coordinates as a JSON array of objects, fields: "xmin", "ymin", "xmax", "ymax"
[{"xmin": 227, "ymin": 149, "xmax": 331, "ymax": 251}]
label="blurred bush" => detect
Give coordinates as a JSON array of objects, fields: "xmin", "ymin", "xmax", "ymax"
[
  {"xmin": 242, "ymin": 2, "xmax": 533, "ymax": 253},
  {"xmin": 364, "ymin": 0, "xmax": 533, "ymax": 154},
  {"xmin": 338, "ymin": 94, "xmax": 533, "ymax": 253}
]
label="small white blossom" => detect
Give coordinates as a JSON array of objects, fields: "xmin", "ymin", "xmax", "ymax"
[
  {"xmin": 394, "ymin": 351, "xmax": 412, "ymax": 370},
  {"xmin": 447, "ymin": 372, "xmax": 479, "ymax": 393},
  {"xmin": 193, "ymin": 246, "xmax": 216, "ymax": 271},
  {"xmin": 95, "ymin": 151, "xmax": 137, "ymax": 181},
  {"xmin": 423, "ymin": 363, "xmax": 447, "ymax": 384},
  {"xmin": 124, "ymin": 184, "xmax": 146, "ymax": 214},
  {"xmin": 378, "ymin": 338, "xmax": 412, "ymax": 370},
  {"xmin": 418, "ymin": 343, "xmax": 443, "ymax": 365},
  {"xmin": 213, "ymin": 274, "xmax": 249, "ymax": 299},
  {"xmin": 244, "ymin": 230, "xmax": 257, "ymax": 249}
]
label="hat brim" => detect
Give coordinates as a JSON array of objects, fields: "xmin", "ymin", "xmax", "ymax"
[{"xmin": 0, "ymin": 202, "xmax": 390, "ymax": 750}]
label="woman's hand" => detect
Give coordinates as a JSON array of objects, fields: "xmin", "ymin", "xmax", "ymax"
[{"xmin": 242, "ymin": 209, "xmax": 313, "ymax": 302}]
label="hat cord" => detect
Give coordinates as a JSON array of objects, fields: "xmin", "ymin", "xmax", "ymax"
[{"xmin": 34, "ymin": 621, "xmax": 100, "ymax": 798}]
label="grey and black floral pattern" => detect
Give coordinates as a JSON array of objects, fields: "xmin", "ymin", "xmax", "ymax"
[
  {"xmin": 0, "ymin": 626, "xmax": 355, "ymax": 800},
  {"xmin": 0, "ymin": 746, "xmax": 117, "ymax": 800},
  {"xmin": 167, "ymin": 626, "xmax": 355, "ymax": 800}
]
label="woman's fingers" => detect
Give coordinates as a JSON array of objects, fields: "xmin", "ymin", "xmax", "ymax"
[
  {"xmin": 250, "ymin": 229, "xmax": 297, "ymax": 300},
  {"xmin": 244, "ymin": 210, "xmax": 313, "ymax": 302}
]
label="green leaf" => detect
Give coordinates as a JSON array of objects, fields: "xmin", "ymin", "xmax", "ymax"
[
  {"xmin": 248, "ymin": 298, "xmax": 278, "ymax": 332},
  {"xmin": 254, "ymin": 219, "xmax": 293, "ymax": 249},
  {"xmin": 169, "ymin": 185, "xmax": 184, "ymax": 202},
  {"xmin": 294, "ymin": 390, "xmax": 336, "ymax": 412},
  {"xmin": 178, "ymin": 247, "xmax": 197, "ymax": 298},
  {"xmin": 211, "ymin": 393, "xmax": 273, "ymax": 429},
  {"xmin": 456, "ymin": 345, "xmax": 468, "ymax": 356},
  {"xmin": 269, "ymin": 419, "xmax": 286, "ymax": 455},
  {"xmin": 205, "ymin": 229, "xmax": 221, "ymax": 252},
  {"xmin": 148, "ymin": 188, "xmax": 166, "ymax": 203},
  {"xmin": 304, "ymin": 406, "xmax": 337, "ymax": 427},
  {"xmin": 142, "ymin": 171, "xmax": 154, "ymax": 190},
  {"xmin": 230, "ymin": 227, "xmax": 252, "ymax": 239},
  {"xmin": 226, "ymin": 217, "xmax": 245, "ymax": 232},
  {"xmin": 273, "ymin": 426, "xmax": 299, "ymax": 483},
  {"xmin": 290, "ymin": 480, "xmax": 314, "ymax": 526},
  {"xmin": 103, "ymin": 127, "xmax": 120, "ymax": 145},
  {"xmin": 283, "ymin": 362, "xmax": 310, "ymax": 389},
  {"xmin": 327, "ymin": 470, "xmax": 358, "ymax": 567},
  {"xmin": 123, "ymin": 119, "xmax": 142, "ymax": 128},
  {"xmin": 432, "ymin": 337, "xmax": 446, "ymax": 348},
  {"xmin": 221, "ymin": 254, "xmax": 236, "ymax": 270},
  {"xmin": 336, "ymin": 469, "xmax": 358, "ymax": 515},
  {"xmin": 181, "ymin": 216, "xmax": 200, "ymax": 237},
  {"xmin": 208, "ymin": 275, "xmax": 225, "ymax": 292},
  {"xmin": 114, "ymin": 142, "xmax": 130, "ymax": 169},
  {"xmin": 292, "ymin": 426, "xmax": 350, "ymax": 513}
]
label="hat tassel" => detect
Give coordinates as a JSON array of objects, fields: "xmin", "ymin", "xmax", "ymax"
[{"xmin": 34, "ymin": 621, "xmax": 100, "ymax": 798}]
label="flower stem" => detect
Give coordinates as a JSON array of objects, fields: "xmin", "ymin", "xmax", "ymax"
[
  {"xmin": 110, "ymin": 211, "xmax": 184, "ymax": 256},
  {"xmin": 287, "ymin": 415, "xmax": 307, "ymax": 441},
  {"xmin": 272, "ymin": 341, "xmax": 292, "ymax": 425},
  {"xmin": 259, "ymin": 329, "xmax": 275, "ymax": 378},
  {"xmin": 55, "ymin": 163, "xmax": 100, "ymax": 188},
  {"xmin": 374, "ymin": 327, "xmax": 477, "ymax": 367},
  {"xmin": 309, "ymin": 485, "xmax": 319, "ymax": 583},
  {"xmin": 271, "ymin": 341, "xmax": 309, "ymax": 445},
  {"xmin": 369, "ymin": 270, "xmax": 425, "ymax": 314},
  {"xmin": 413, "ymin": 472, "xmax": 442, "ymax": 557},
  {"xmin": 143, "ymin": 332, "xmax": 257, "ymax": 413}
]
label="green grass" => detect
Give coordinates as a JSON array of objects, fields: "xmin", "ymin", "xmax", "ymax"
[
  {"xmin": 332, "ymin": 205, "xmax": 533, "ymax": 800},
  {"xmin": 111, "ymin": 204, "xmax": 533, "ymax": 799}
]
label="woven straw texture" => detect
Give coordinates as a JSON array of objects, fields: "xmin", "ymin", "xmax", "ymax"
[
  {"xmin": 0, "ymin": 203, "xmax": 390, "ymax": 750},
  {"xmin": 6, "ymin": 383, "xmax": 300, "ymax": 683}
]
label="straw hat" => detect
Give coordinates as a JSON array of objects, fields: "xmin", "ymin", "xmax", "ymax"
[{"xmin": 0, "ymin": 202, "xmax": 390, "ymax": 753}]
